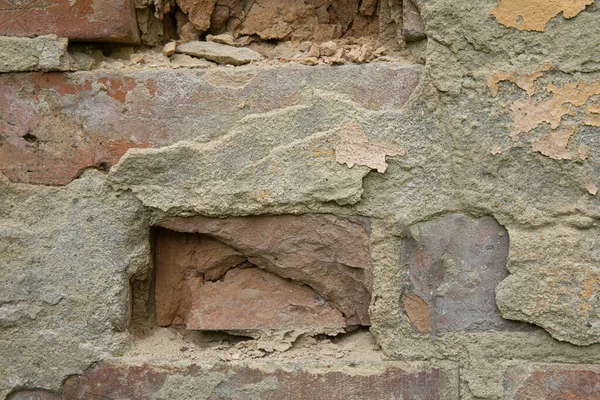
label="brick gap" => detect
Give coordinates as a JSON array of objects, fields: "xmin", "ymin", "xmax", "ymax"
[{"xmin": 129, "ymin": 214, "xmax": 374, "ymax": 347}]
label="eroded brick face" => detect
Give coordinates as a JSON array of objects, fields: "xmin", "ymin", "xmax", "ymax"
[
  {"xmin": 505, "ymin": 364, "xmax": 600, "ymax": 399},
  {"xmin": 9, "ymin": 362, "xmax": 459, "ymax": 400},
  {"xmin": 0, "ymin": 65, "xmax": 423, "ymax": 185},
  {"xmin": 0, "ymin": 0, "xmax": 140, "ymax": 43},
  {"xmin": 154, "ymin": 214, "xmax": 373, "ymax": 331},
  {"xmin": 400, "ymin": 213, "xmax": 518, "ymax": 334}
]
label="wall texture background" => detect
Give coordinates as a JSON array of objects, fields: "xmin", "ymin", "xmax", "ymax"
[{"xmin": 1, "ymin": 0, "xmax": 600, "ymax": 398}]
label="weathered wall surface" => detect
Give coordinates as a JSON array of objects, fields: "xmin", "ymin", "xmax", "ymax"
[{"xmin": 1, "ymin": 0, "xmax": 600, "ymax": 399}]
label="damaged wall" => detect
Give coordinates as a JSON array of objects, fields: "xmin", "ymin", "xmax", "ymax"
[{"xmin": 1, "ymin": 0, "xmax": 600, "ymax": 399}]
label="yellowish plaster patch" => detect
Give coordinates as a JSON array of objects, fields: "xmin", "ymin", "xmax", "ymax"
[
  {"xmin": 503, "ymin": 75, "xmax": 600, "ymax": 140},
  {"xmin": 335, "ymin": 121, "xmax": 405, "ymax": 173},
  {"xmin": 584, "ymin": 102, "xmax": 600, "ymax": 127},
  {"xmin": 531, "ymin": 126, "xmax": 576, "ymax": 160},
  {"xmin": 490, "ymin": 0, "xmax": 593, "ymax": 32},
  {"xmin": 487, "ymin": 62, "xmax": 551, "ymax": 97},
  {"xmin": 585, "ymin": 183, "xmax": 599, "ymax": 195}
]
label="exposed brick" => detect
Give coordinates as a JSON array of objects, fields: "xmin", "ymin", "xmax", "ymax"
[
  {"xmin": 14, "ymin": 361, "xmax": 459, "ymax": 399},
  {"xmin": 505, "ymin": 363, "xmax": 600, "ymax": 399},
  {"xmin": 0, "ymin": 64, "xmax": 423, "ymax": 185},
  {"xmin": 0, "ymin": 0, "xmax": 140, "ymax": 43},
  {"xmin": 187, "ymin": 267, "xmax": 346, "ymax": 331},
  {"xmin": 155, "ymin": 214, "xmax": 372, "ymax": 327},
  {"xmin": 403, "ymin": 0, "xmax": 426, "ymax": 41},
  {"xmin": 7, "ymin": 390, "xmax": 59, "ymax": 400},
  {"xmin": 400, "ymin": 213, "xmax": 517, "ymax": 333}
]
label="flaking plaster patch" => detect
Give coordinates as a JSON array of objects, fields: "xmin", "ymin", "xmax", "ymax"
[
  {"xmin": 487, "ymin": 62, "xmax": 552, "ymax": 97},
  {"xmin": 489, "ymin": 66, "xmax": 600, "ymax": 162},
  {"xmin": 585, "ymin": 183, "xmax": 599, "ymax": 195},
  {"xmin": 490, "ymin": 0, "xmax": 594, "ymax": 32},
  {"xmin": 584, "ymin": 102, "xmax": 600, "ymax": 127},
  {"xmin": 335, "ymin": 121, "xmax": 405, "ymax": 173},
  {"xmin": 531, "ymin": 126, "xmax": 576, "ymax": 160}
]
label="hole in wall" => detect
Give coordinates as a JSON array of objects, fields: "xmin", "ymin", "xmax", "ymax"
[{"xmin": 129, "ymin": 214, "xmax": 379, "ymax": 359}]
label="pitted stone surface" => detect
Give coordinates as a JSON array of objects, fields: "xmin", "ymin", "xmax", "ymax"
[{"xmin": 0, "ymin": 0, "xmax": 140, "ymax": 43}]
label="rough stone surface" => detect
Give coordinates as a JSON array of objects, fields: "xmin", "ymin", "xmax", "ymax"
[
  {"xmin": 504, "ymin": 363, "xmax": 600, "ymax": 399},
  {"xmin": 176, "ymin": 0, "xmax": 217, "ymax": 32},
  {"xmin": 157, "ymin": 214, "xmax": 373, "ymax": 326},
  {"xmin": 176, "ymin": 41, "xmax": 264, "ymax": 65},
  {"xmin": 496, "ymin": 225, "xmax": 600, "ymax": 345},
  {"xmin": 400, "ymin": 214, "xmax": 516, "ymax": 334},
  {"xmin": 203, "ymin": 0, "xmax": 379, "ymax": 41},
  {"xmin": 0, "ymin": 64, "xmax": 422, "ymax": 185},
  {"xmin": 8, "ymin": 361, "xmax": 459, "ymax": 400},
  {"xmin": 0, "ymin": 0, "xmax": 140, "ymax": 43},
  {"xmin": 187, "ymin": 267, "xmax": 347, "ymax": 332},
  {"xmin": 0, "ymin": 35, "xmax": 72, "ymax": 73},
  {"xmin": 0, "ymin": 172, "xmax": 149, "ymax": 395}
]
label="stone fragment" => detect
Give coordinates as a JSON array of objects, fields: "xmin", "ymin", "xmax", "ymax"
[
  {"xmin": 0, "ymin": 35, "xmax": 72, "ymax": 73},
  {"xmin": 162, "ymin": 41, "xmax": 177, "ymax": 57},
  {"xmin": 335, "ymin": 121, "xmax": 405, "ymax": 173},
  {"xmin": 360, "ymin": 0, "xmax": 379, "ymax": 16},
  {"xmin": 0, "ymin": 0, "xmax": 139, "ymax": 43},
  {"xmin": 401, "ymin": 214, "xmax": 518, "ymax": 333},
  {"xmin": 302, "ymin": 56, "xmax": 319, "ymax": 66},
  {"xmin": 176, "ymin": 0, "xmax": 217, "ymax": 32},
  {"xmin": 319, "ymin": 41, "xmax": 337, "ymax": 56},
  {"xmin": 504, "ymin": 364, "xmax": 600, "ymax": 399},
  {"xmin": 176, "ymin": 40, "xmax": 264, "ymax": 65},
  {"xmin": 24, "ymin": 361, "xmax": 459, "ymax": 399},
  {"xmin": 157, "ymin": 214, "xmax": 373, "ymax": 325},
  {"xmin": 0, "ymin": 64, "xmax": 423, "ymax": 185},
  {"xmin": 186, "ymin": 267, "xmax": 346, "ymax": 332},
  {"xmin": 206, "ymin": 33, "xmax": 249, "ymax": 47},
  {"xmin": 170, "ymin": 53, "xmax": 215, "ymax": 67},
  {"xmin": 403, "ymin": 0, "xmax": 426, "ymax": 41}
]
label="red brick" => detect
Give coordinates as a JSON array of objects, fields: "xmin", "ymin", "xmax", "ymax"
[
  {"xmin": 157, "ymin": 214, "xmax": 372, "ymax": 326},
  {"xmin": 505, "ymin": 363, "xmax": 600, "ymax": 399},
  {"xmin": 0, "ymin": 64, "xmax": 423, "ymax": 185},
  {"xmin": 0, "ymin": 0, "xmax": 140, "ymax": 43},
  {"xmin": 401, "ymin": 214, "xmax": 517, "ymax": 333},
  {"xmin": 154, "ymin": 228, "xmax": 246, "ymax": 326},
  {"xmin": 187, "ymin": 267, "xmax": 346, "ymax": 331},
  {"xmin": 16, "ymin": 361, "xmax": 458, "ymax": 399}
]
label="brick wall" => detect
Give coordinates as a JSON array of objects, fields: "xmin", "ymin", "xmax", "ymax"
[{"xmin": 1, "ymin": 0, "xmax": 600, "ymax": 399}]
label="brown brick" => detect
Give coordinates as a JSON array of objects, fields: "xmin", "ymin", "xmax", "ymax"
[
  {"xmin": 0, "ymin": 0, "xmax": 140, "ymax": 43},
  {"xmin": 403, "ymin": 0, "xmax": 426, "ymax": 41},
  {"xmin": 155, "ymin": 214, "xmax": 372, "ymax": 327},
  {"xmin": 186, "ymin": 267, "xmax": 346, "ymax": 331},
  {"xmin": 27, "ymin": 361, "xmax": 459, "ymax": 399},
  {"xmin": 400, "ymin": 213, "xmax": 519, "ymax": 333},
  {"xmin": 505, "ymin": 363, "xmax": 600, "ymax": 399},
  {"xmin": 0, "ymin": 64, "xmax": 423, "ymax": 185}
]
